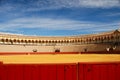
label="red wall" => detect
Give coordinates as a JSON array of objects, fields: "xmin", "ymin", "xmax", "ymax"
[
  {"xmin": 78, "ymin": 63, "xmax": 120, "ymax": 80},
  {"xmin": 0, "ymin": 62, "xmax": 120, "ymax": 80},
  {"xmin": 0, "ymin": 63, "xmax": 77, "ymax": 80}
]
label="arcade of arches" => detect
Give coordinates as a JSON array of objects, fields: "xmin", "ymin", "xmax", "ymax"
[{"xmin": 0, "ymin": 30, "xmax": 120, "ymax": 52}]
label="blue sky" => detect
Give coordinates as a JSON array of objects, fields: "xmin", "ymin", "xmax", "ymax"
[{"xmin": 0, "ymin": 0, "xmax": 120, "ymax": 36}]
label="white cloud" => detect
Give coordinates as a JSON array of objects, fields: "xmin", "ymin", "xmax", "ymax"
[
  {"xmin": 0, "ymin": 0, "xmax": 120, "ymax": 12},
  {"xmin": 79, "ymin": 0, "xmax": 120, "ymax": 8},
  {"xmin": 0, "ymin": 17, "xmax": 119, "ymax": 33},
  {"xmin": 29, "ymin": 0, "xmax": 120, "ymax": 10},
  {"xmin": 0, "ymin": 0, "xmax": 120, "ymax": 11},
  {"xmin": 0, "ymin": 0, "xmax": 119, "ymax": 35}
]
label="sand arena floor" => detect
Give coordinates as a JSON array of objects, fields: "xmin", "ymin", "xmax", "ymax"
[{"xmin": 0, "ymin": 54, "xmax": 120, "ymax": 64}]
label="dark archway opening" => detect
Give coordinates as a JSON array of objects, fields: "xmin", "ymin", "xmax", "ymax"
[
  {"xmin": 33, "ymin": 49, "xmax": 37, "ymax": 52},
  {"xmin": 55, "ymin": 49, "xmax": 60, "ymax": 52}
]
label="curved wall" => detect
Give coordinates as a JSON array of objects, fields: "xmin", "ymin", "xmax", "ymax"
[
  {"xmin": 0, "ymin": 30, "xmax": 120, "ymax": 52},
  {"xmin": 0, "ymin": 44, "xmax": 119, "ymax": 52}
]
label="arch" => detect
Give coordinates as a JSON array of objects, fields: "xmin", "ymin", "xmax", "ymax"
[
  {"xmin": 110, "ymin": 35, "xmax": 114, "ymax": 39},
  {"xmin": 72, "ymin": 39, "xmax": 75, "ymax": 42},
  {"xmin": 95, "ymin": 37, "xmax": 97, "ymax": 41},
  {"xmin": 49, "ymin": 40, "xmax": 52, "ymax": 43},
  {"xmin": 54, "ymin": 40, "xmax": 57, "ymax": 43},
  {"xmin": 104, "ymin": 36, "xmax": 107, "ymax": 40},
  {"xmin": 9, "ymin": 39, "xmax": 13, "ymax": 43},
  {"xmin": 16, "ymin": 39, "xmax": 20, "ymax": 43},
  {"xmin": 98, "ymin": 37, "xmax": 100, "ymax": 40},
  {"xmin": 41, "ymin": 40, "xmax": 45, "ymax": 43},
  {"xmin": 66, "ymin": 40, "xmax": 69, "ymax": 43},
  {"xmin": 33, "ymin": 49, "xmax": 37, "ymax": 52},
  {"xmin": 24, "ymin": 40, "xmax": 28, "ymax": 43},
  {"xmin": 5, "ymin": 39, "xmax": 9, "ymax": 42},
  {"xmin": 57, "ymin": 40, "xmax": 61, "ymax": 43},
  {"xmin": 38, "ymin": 40, "xmax": 42, "ymax": 43},
  {"xmin": 28, "ymin": 40, "xmax": 32, "ymax": 43},
  {"xmin": 31, "ymin": 40, "xmax": 35, "ymax": 43},
  {"xmin": 106, "ymin": 36, "xmax": 110, "ymax": 41},
  {"xmin": 13, "ymin": 39, "xmax": 17, "ymax": 43},
  {"xmin": 86, "ymin": 38, "xmax": 89, "ymax": 42},
  {"xmin": 89, "ymin": 38, "xmax": 92, "ymax": 42},
  {"xmin": 45, "ymin": 40, "xmax": 49, "ymax": 43},
  {"xmin": 64, "ymin": 40, "xmax": 67, "ymax": 43},
  {"xmin": 55, "ymin": 48, "xmax": 60, "ymax": 52},
  {"xmin": 21, "ymin": 40, "xmax": 24, "ymax": 43},
  {"xmin": 55, "ymin": 49, "xmax": 60, "ymax": 52},
  {"xmin": 51, "ymin": 40, "xmax": 54, "ymax": 43},
  {"xmin": 35, "ymin": 40, "xmax": 38, "ymax": 43},
  {"xmin": 74, "ymin": 39, "xmax": 78, "ymax": 43},
  {"xmin": 78, "ymin": 39, "xmax": 80, "ymax": 42},
  {"xmin": 61, "ymin": 40, "xmax": 64, "ymax": 43}
]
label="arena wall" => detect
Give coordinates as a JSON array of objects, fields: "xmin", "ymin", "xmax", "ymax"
[{"xmin": 0, "ymin": 43, "xmax": 119, "ymax": 52}]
